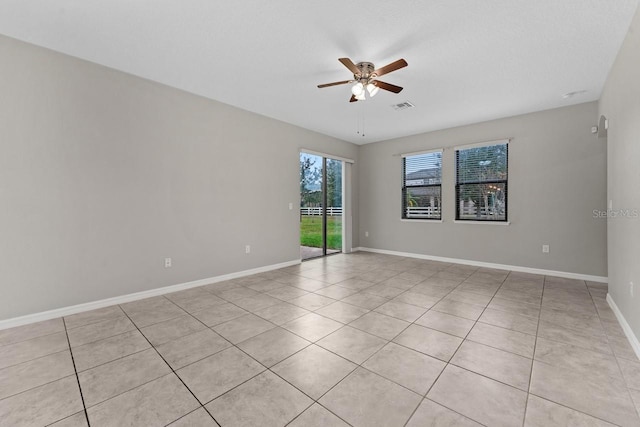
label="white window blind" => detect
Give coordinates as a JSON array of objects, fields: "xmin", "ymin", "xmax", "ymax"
[
  {"xmin": 402, "ymin": 150, "xmax": 442, "ymax": 220},
  {"xmin": 455, "ymin": 142, "xmax": 508, "ymax": 221}
]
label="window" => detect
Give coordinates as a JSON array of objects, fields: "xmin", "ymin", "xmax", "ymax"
[
  {"xmin": 402, "ymin": 150, "xmax": 442, "ymax": 220},
  {"xmin": 455, "ymin": 141, "xmax": 508, "ymax": 221}
]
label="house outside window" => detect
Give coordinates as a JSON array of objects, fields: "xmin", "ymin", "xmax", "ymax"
[{"xmin": 402, "ymin": 150, "xmax": 443, "ymax": 220}]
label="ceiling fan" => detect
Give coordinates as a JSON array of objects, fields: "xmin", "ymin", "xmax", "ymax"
[{"xmin": 317, "ymin": 57, "xmax": 408, "ymax": 102}]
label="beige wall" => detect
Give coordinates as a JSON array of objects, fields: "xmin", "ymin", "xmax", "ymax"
[
  {"xmin": 358, "ymin": 102, "xmax": 607, "ymax": 277},
  {"xmin": 599, "ymin": 5, "xmax": 640, "ymax": 341},
  {"xmin": 0, "ymin": 35, "xmax": 359, "ymax": 320}
]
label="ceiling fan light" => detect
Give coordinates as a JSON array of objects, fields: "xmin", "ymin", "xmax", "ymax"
[
  {"xmin": 351, "ymin": 82, "xmax": 364, "ymax": 96},
  {"xmin": 355, "ymin": 91, "xmax": 366, "ymax": 101},
  {"xmin": 367, "ymin": 83, "xmax": 379, "ymax": 97}
]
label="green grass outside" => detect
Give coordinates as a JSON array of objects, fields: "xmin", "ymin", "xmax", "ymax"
[{"xmin": 300, "ymin": 215, "xmax": 342, "ymax": 250}]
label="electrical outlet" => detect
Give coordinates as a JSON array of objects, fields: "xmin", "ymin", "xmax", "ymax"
[
  {"xmin": 289, "ymin": 202, "xmax": 293, "ymax": 210},
  {"xmin": 164, "ymin": 258, "xmax": 172, "ymax": 268},
  {"xmin": 542, "ymin": 245, "xmax": 549, "ymax": 254},
  {"xmin": 365, "ymin": 231, "xmax": 369, "ymax": 237},
  {"xmin": 245, "ymin": 245, "xmax": 251, "ymax": 254},
  {"xmin": 631, "ymin": 281, "xmax": 635, "ymax": 298}
]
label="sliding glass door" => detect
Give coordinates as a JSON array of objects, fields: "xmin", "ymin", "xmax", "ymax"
[{"xmin": 300, "ymin": 152, "xmax": 342, "ymax": 260}]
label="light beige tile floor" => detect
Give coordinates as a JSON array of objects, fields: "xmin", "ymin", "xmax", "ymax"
[{"xmin": 1, "ymin": 252, "xmax": 639, "ymax": 426}]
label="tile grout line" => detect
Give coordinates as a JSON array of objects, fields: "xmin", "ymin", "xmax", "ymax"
[
  {"xmin": 0, "ymin": 373, "xmax": 75, "ymax": 406},
  {"xmin": 188, "ymin": 317, "xmax": 353, "ymax": 425},
  {"xmin": 406, "ymin": 264, "xmax": 506, "ymax": 425},
  {"xmin": 526, "ymin": 357, "xmax": 636, "ymax": 425},
  {"xmin": 146, "ymin": 275, "xmax": 354, "ymax": 422},
  {"xmin": 161, "ymin": 407, "xmax": 209, "ymax": 427},
  {"xmin": 409, "ymin": 267, "xmax": 518, "ymax": 426},
  {"xmin": 430, "ymin": 271, "xmax": 535, "ymax": 398},
  {"xmin": 61, "ymin": 317, "xmax": 92, "ymax": 427},
  {"xmin": 318, "ymin": 262, "xmax": 484, "ymax": 404},
  {"xmin": 0, "ymin": 347, "xmax": 70, "ymax": 378},
  {"xmin": 245, "ymin": 300, "xmax": 382, "ymax": 425},
  {"xmin": 72, "ymin": 344, "xmax": 149, "ymax": 375},
  {"xmin": 116, "ymin": 307, "xmax": 226, "ymax": 426},
  {"xmin": 0, "ymin": 329, "xmax": 63, "ymax": 350},
  {"xmin": 589, "ymin": 280, "xmax": 640, "ymax": 421},
  {"xmin": 280, "ymin": 401, "xmax": 319, "ymax": 426},
  {"xmin": 524, "ymin": 278, "xmax": 634, "ymax": 426},
  {"xmin": 298, "ymin": 265, "xmax": 483, "ymax": 426},
  {"xmin": 277, "ymin": 294, "xmax": 398, "ymax": 424},
  {"xmin": 520, "ymin": 272, "xmax": 546, "ymax": 427},
  {"xmin": 140, "ymin": 290, "xmax": 344, "ymax": 424},
  {"xmin": 526, "ymin": 391, "xmax": 628, "ymax": 426},
  {"xmin": 253, "ymin": 264, "xmax": 443, "ymax": 425}
]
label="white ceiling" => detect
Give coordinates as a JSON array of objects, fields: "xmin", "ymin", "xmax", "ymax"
[{"xmin": 0, "ymin": 1, "xmax": 637, "ymax": 144}]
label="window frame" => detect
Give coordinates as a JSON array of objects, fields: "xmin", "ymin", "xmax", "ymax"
[
  {"xmin": 401, "ymin": 149, "xmax": 443, "ymax": 221},
  {"xmin": 454, "ymin": 140, "xmax": 509, "ymax": 222}
]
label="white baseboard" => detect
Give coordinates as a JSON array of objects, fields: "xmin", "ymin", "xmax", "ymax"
[
  {"xmin": 606, "ymin": 294, "xmax": 640, "ymax": 361},
  {"xmin": 0, "ymin": 259, "xmax": 301, "ymax": 331},
  {"xmin": 353, "ymin": 247, "xmax": 608, "ymax": 283}
]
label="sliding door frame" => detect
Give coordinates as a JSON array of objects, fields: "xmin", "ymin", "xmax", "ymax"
[{"xmin": 300, "ymin": 149, "xmax": 354, "ymax": 257}]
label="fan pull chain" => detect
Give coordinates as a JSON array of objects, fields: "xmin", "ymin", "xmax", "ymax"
[{"xmin": 356, "ymin": 106, "xmax": 365, "ymax": 137}]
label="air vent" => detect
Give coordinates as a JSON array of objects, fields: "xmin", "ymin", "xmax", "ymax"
[{"xmin": 392, "ymin": 101, "xmax": 415, "ymax": 111}]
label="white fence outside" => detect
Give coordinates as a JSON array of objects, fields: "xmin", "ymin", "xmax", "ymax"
[
  {"xmin": 300, "ymin": 207, "xmax": 342, "ymax": 216},
  {"xmin": 405, "ymin": 206, "xmax": 441, "ymax": 218},
  {"xmin": 459, "ymin": 206, "xmax": 493, "ymax": 217},
  {"xmin": 406, "ymin": 206, "xmax": 504, "ymax": 219},
  {"xmin": 458, "ymin": 200, "xmax": 505, "ymax": 219}
]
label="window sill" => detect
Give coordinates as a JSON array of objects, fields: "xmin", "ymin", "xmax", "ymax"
[
  {"xmin": 453, "ymin": 220, "xmax": 510, "ymax": 226},
  {"xmin": 401, "ymin": 219, "xmax": 443, "ymax": 223}
]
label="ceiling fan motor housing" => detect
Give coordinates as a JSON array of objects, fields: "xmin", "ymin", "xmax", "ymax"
[{"xmin": 355, "ymin": 62, "xmax": 376, "ymax": 81}]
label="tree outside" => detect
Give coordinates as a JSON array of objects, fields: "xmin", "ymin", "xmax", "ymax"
[
  {"xmin": 456, "ymin": 143, "xmax": 508, "ymax": 220},
  {"xmin": 300, "ymin": 155, "xmax": 321, "ymax": 207},
  {"xmin": 299, "ymin": 153, "xmax": 342, "ymax": 251},
  {"xmin": 326, "ymin": 158, "xmax": 342, "ymax": 208}
]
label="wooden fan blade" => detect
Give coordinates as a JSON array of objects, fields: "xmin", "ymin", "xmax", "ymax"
[
  {"xmin": 339, "ymin": 58, "xmax": 360, "ymax": 75},
  {"xmin": 317, "ymin": 80, "xmax": 353, "ymax": 88},
  {"xmin": 373, "ymin": 80, "xmax": 403, "ymax": 93},
  {"xmin": 374, "ymin": 80, "xmax": 403, "ymax": 94},
  {"xmin": 373, "ymin": 59, "xmax": 408, "ymax": 77},
  {"xmin": 349, "ymin": 95, "xmax": 358, "ymax": 103}
]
